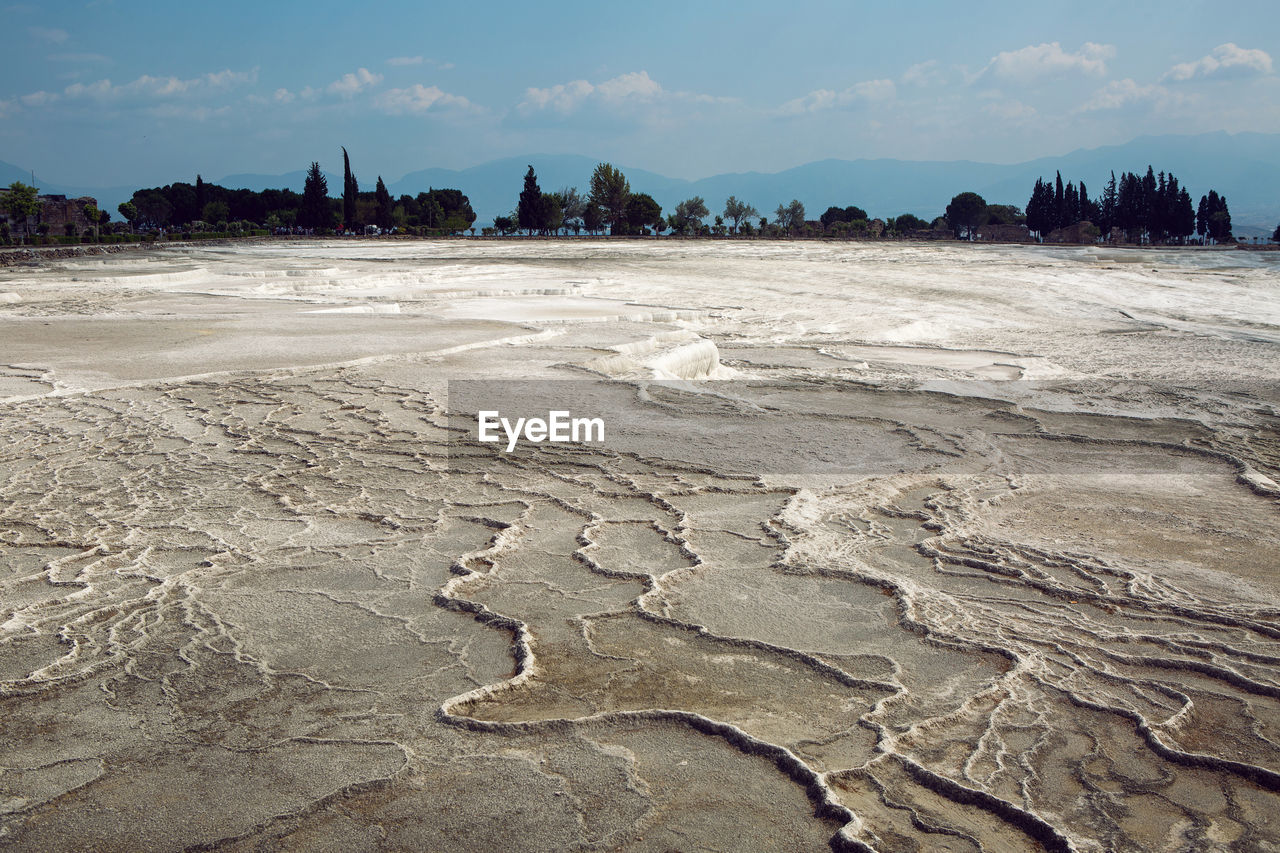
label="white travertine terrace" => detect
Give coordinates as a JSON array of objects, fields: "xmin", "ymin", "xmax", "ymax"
[{"xmin": 0, "ymin": 239, "xmax": 1278, "ymax": 851}]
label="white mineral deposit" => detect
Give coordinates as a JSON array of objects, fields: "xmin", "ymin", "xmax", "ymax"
[{"xmin": 0, "ymin": 238, "xmax": 1277, "ymax": 851}]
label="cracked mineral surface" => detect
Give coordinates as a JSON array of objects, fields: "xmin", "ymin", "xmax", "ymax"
[{"xmin": 0, "ymin": 239, "xmax": 1277, "ymax": 851}]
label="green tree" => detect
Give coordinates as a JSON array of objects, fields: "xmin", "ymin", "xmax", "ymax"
[
  {"xmin": 3, "ymin": 182, "xmax": 40, "ymax": 239},
  {"xmin": 1273, "ymin": 222, "xmax": 1280, "ymax": 243},
  {"xmin": 722, "ymin": 196, "xmax": 758, "ymax": 233},
  {"xmin": 117, "ymin": 200, "xmax": 138, "ymax": 233},
  {"xmin": 945, "ymin": 192, "xmax": 987, "ymax": 239},
  {"xmin": 81, "ymin": 203, "xmax": 101, "ymax": 239},
  {"xmin": 537, "ymin": 191, "xmax": 562, "ymax": 235},
  {"xmin": 555, "ymin": 187, "xmax": 587, "ymax": 234},
  {"xmin": 819, "ymin": 205, "xmax": 868, "ymax": 229},
  {"xmin": 625, "ymin": 192, "xmax": 663, "ymax": 235},
  {"xmin": 670, "ymin": 196, "xmax": 709, "ymax": 235},
  {"xmin": 201, "ymin": 200, "xmax": 229, "ymax": 226},
  {"xmin": 774, "ymin": 199, "xmax": 805, "ymax": 233},
  {"xmin": 133, "ymin": 190, "xmax": 173, "ymax": 229},
  {"xmin": 374, "ymin": 176, "xmax": 393, "ymax": 230},
  {"xmin": 890, "ymin": 213, "xmax": 927, "ymax": 234},
  {"xmin": 342, "ymin": 147, "xmax": 358, "ymax": 229},
  {"xmin": 517, "ymin": 165, "xmax": 543, "ymax": 234},
  {"xmin": 582, "ymin": 204, "xmax": 603, "ymax": 235},
  {"xmin": 985, "ymin": 204, "xmax": 1024, "ymax": 226},
  {"xmin": 588, "ymin": 163, "xmax": 630, "ymax": 234},
  {"xmin": 300, "ymin": 162, "xmax": 330, "ymax": 229}
]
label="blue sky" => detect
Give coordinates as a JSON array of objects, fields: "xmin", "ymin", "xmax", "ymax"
[{"xmin": 2, "ymin": 0, "xmax": 1277, "ymax": 187}]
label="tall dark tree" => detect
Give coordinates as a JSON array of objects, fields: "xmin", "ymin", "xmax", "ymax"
[
  {"xmin": 195, "ymin": 174, "xmax": 206, "ymax": 214},
  {"xmin": 588, "ymin": 163, "xmax": 630, "ymax": 234},
  {"xmin": 1116, "ymin": 171, "xmax": 1142, "ymax": 239},
  {"xmin": 1026, "ymin": 178, "xmax": 1054, "ymax": 238},
  {"xmin": 945, "ymin": 192, "xmax": 987, "ymax": 240},
  {"xmin": 1171, "ymin": 186, "xmax": 1195, "ymax": 243},
  {"xmin": 342, "ymin": 147, "xmax": 358, "ymax": 228},
  {"xmin": 517, "ymin": 165, "xmax": 542, "ymax": 234},
  {"xmin": 1200, "ymin": 191, "xmax": 1232, "ymax": 243},
  {"xmin": 374, "ymin": 176, "xmax": 393, "ymax": 230},
  {"xmin": 300, "ymin": 161, "xmax": 330, "ymax": 229},
  {"xmin": 1053, "ymin": 171, "xmax": 1065, "ymax": 232},
  {"xmin": 1099, "ymin": 171, "xmax": 1117, "ymax": 237},
  {"xmin": 1139, "ymin": 166, "xmax": 1157, "ymax": 242},
  {"xmin": 582, "ymin": 204, "xmax": 603, "ymax": 235},
  {"xmin": 625, "ymin": 192, "xmax": 663, "ymax": 234},
  {"xmin": 1063, "ymin": 182, "xmax": 1080, "ymax": 226}
]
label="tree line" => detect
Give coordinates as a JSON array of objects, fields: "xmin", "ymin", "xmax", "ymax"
[
  {"xmin": 491, "ymin": 162, "xmax": 951, "ymax": 239},
  {"xmin": 1026, "ymin": 167, "xmax": 1232, "ymax": 244},
  {"xmin": 6, "ymin": 150, "xmax": 1272, "ymax": 246},
  {"xmin": 110, "ymin": 149, "xmax": 477, "ymax": 236}
]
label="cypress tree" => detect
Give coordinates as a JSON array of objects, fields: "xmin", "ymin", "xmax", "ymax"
[
  {"xmin": 1054, "ymin": 171, "xmax": 1065, "ymax": 231},
  {"xmin": 300, "ymin": 162, "xmax": 329, "ymax": 229},
  {"xmin": 342, "ymin": 147, "xmax": 358, "ymax": 229},
  {"xmin": 1140, "ymin": 166, "xmax": 1156, "ymax": 242},
  {"xmin": 374, "ymin": 176, "xmax": 393, "ymax": 230},
  {"xmin": 1100, "ymin": 172, "xmax": 1117, "ymax": 238},
  {"xmin": 1026, "ymin": 178, "xmax": 1050, "ymax": 238},
  {"xmin": 1173, "ymin": 187, "xmax": 1195, "ymax": 243},
  {"xmin": 517, "ymin": 165, "xmax": 542, "ymax": 234}
]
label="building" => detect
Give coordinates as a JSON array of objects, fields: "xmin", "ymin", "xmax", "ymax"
[
  {"xmin": 0, "ymin": 187, "xmax": 100, "ymax": 235},
  {"xmin": 979, "ymin": 223, "xmax": 1031, "ymax": 242}
]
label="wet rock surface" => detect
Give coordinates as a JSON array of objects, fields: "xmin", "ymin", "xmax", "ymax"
[{"xmin": 0, "ymin": 239, "xmax": 1277, "ymax": 851}]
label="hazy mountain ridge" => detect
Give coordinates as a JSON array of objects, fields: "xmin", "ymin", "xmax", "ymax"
[{"xmin": 4, "ymin": 132, "xmax": 1277, "ymax": 230}]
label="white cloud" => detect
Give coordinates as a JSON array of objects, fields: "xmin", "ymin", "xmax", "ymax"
[
  {"xmin": 1078, "ymin": 78, "xmax": 1175, "ymax": 112},
  {"xmin": 1162, "ymin": 43, "xmax": 1274, "ymax": 82},
  {"xmin": 59, "ymin": 69, "xmax": 257, "ymax": 102},
  {"xmin": 62, "ymin": 78, "xmax": 113, "ymax": 98},
  {"xmin": 982, "ymin": 42, "xmax": 1114, "ymax": 82},
  {"xmin": 387, "ymin": 55, "xmax": 424, "ymax": 66},
  {"xmin": 20, "ymin": 90, "xmax": 58, "ymax": 107},
  {"xmin": 521, "ymin": 79, "xmax": 595, "ymax": 113},
  {"xmin": 375, "ymin": 83, "xmax": 475, "ymax": 114},
  {"xmin": 902, "ymin": 60, "xmax": 946, "ymax": 87},
  {"xmin": 595, "ymin": 70, "xmax": 662, "ymax": 101},
  {"xmin": 327, "ymin": 67, "xmax": 383, "ymax": 97},
  {"xmin": 516, "ymin": 70, "xmax": 722, "ymax": 116},
  {"xmin": 29, "ymin": 26, "xmax": 68, "ymax": 44},
  {"xmin": 780, "ymin": 79, "xmax": 896, "ymax": 115}
]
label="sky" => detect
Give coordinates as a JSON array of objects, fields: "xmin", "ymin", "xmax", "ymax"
[{"xmin": 2, "ymin": 0, "xmax": 1278, "ymax": 188}]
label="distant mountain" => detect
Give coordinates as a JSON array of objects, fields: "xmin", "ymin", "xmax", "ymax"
[
  {"xmin": 380, "ymin": 134, "xmax": 1280, "ymax": 230},
  {"xmin": 0, "ymin": 160, "xmax": 137, "ymax": 219},
  {"xmin": 6, "ymin": 132, "xmax": 1278, "ymax": 230}
]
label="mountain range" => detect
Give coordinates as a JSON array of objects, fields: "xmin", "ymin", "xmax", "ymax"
[{"xmin": 4, "ymin": 132, "xmax": 1278, "ymax": 234}]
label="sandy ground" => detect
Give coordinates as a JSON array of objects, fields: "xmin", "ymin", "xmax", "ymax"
[{"xmin": 0, "ymin": 239, "xmax": 1278, "ymax": 852}]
